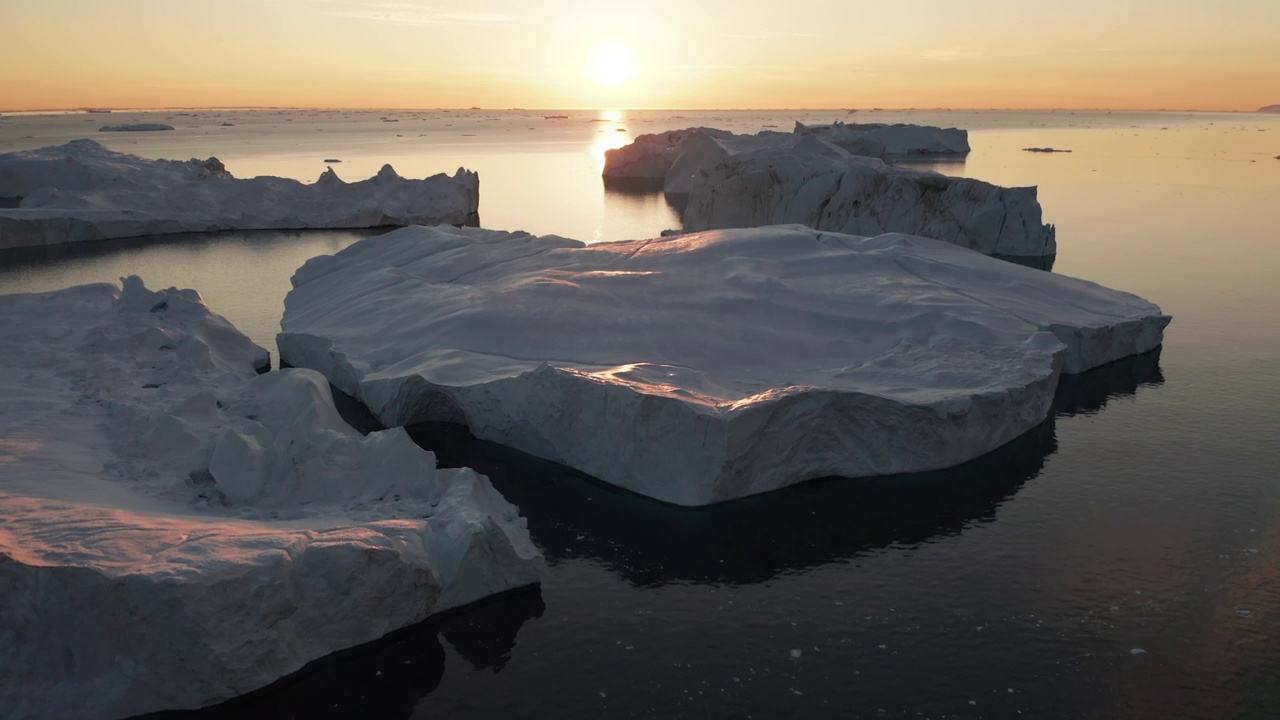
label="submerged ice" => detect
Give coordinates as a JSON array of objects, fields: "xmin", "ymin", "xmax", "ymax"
[{"xmin": 278, "ymin": 224, "xmax": 1168, "ymax": 507}]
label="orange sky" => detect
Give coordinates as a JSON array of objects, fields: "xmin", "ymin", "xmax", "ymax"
[{"xmin": 4, "ymin": 0, "xmax": 1278, "ymax": 112}]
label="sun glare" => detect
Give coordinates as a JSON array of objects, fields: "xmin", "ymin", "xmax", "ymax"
[{"xmin": 588, "ymin": 44, "xmax": 636, "ymax": 88}]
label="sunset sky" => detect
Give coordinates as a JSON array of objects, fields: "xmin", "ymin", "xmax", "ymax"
[{"xmin": 4, "ymin": 0, "xmax": 1278, "ymax": 112}]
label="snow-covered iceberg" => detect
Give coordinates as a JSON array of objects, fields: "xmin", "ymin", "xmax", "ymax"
[
  {"xmin": 277, "ymin": 224, "xmax": 1168, "ymax": 507},
  {"xmin": 794, "ymin": 120, "xmax": 970, "ymax": 156},
  {"xmin": 0, "ymin": 278, "xmax": 542, "ymax": 720},
  {"xmin": 0, "ymin": 139, "xmax": 480, "ymax": 250},
  {"xmin": 681, "ymin": 141, "xmax": 1057, "ymax": 258}
]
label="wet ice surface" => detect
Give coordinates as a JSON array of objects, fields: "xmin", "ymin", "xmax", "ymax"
[{"xmin": 0, "ymin": 108, "xmax": 1277, "ymax": 718}]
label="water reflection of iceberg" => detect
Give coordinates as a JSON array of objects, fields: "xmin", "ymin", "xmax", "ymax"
[
  {"xmin": 371, "ymin": 348, "xmax": 1165, "ymax": 589},
  {"xmin": 135, "ymin": 588, "xmax": 546, "ymax": 720}
]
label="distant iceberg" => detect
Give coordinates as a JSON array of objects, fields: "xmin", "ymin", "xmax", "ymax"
[
  {"xmin": 0, "ymin": 139, "xmax": 480, "ymax": 250},
  {"xmin": 604, "ymin": 127, "xmax": 1050, "ymax": 258},
  {"xmin": 278, "ymin": 224, "xmax": 1168, "ymax": 507},
  {"xmin": 604, "ymin": 127, "xmax": 796, "ymax": 195},
  {"xmin": 794, "ymin": 120, "xmax": 970, "ymax": 156},
  {"xmin": 681, "ymin": 139, "xmax": 1056, "ymax": 258},
  {"xmin": 98, "ymin": 123, "xmax": 174, "ymax": 132},
  {"xmin": 604, "ymin": 122, "xmax": 968, "ymax": 195},
  {"xmin": 0, "ymin": 277, "xmax": 542, "ymax": 719}
]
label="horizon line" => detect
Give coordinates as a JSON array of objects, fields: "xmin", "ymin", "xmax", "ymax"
[{"xmin": 1, "ymin": 104, "xmax": 1270, "ymax": 116}]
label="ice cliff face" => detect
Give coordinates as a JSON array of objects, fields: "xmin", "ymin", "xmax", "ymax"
[
  {"xmin": 0, "ymin": 140, "xmax": 480, "ymax": 249},
  {"xmin": 278, "ymin": 224, "xmax": 1168, "ymax": 507},
  {"xmin": 0, "ymin": 277, "xmax": 542, "ymax": 720},
  {"xmin": 680, "ymin": 142, "xmax": 1057, "ymax": 258}
]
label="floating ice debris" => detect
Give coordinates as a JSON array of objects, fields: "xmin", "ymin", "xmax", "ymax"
[
  {"xmin": 99, "ymin": 123, "xmax": 174, "ymax": 132},
  {"xmin": 0, "ymin": 140, "xmax": 479, "ymax": 250},
  {"xmin": 279, "ymin": 225, "xmax": 1166, "ymax": 505},
  {"xmin": 790, "ymin": 649, "xmax": 803, "ymax": 659},
  {"xmin": 1130, "ymin": 648, "xmax": 1147, "ymax": 655},
  {"xmin": 1237, "ymin": 609, "xmax": 1252, "ymax": 617},
  {"xmin": 0, "ymin": 277, "xmax": 542, "ymax": 719}
]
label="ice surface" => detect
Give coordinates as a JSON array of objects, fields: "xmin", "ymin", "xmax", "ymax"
[
  {"xmin": 680, "ymin": 141, "xmax": 1057, "ymax": 258},
  {"xmin": 0, "ymin": 278, "xmax": 542, "ymax": 719},
  {"xmin": 794, "ymin": 120, "xmax": 970, "ymax": 156},
  {"xmin": 278, "ymin": 224, "xmax": 1168, "ymax": 506},
  {"xmin": 0, "ymin": 139, "xmax": 480, "ymax": 250}
]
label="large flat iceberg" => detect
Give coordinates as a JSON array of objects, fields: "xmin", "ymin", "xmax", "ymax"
[
  {"xmin": 680, "ymin": 141, "xmax": 1057, "ymax": 258},
  {"xmin": 277, "ymin": 224, "xmax": 1168, "ymax": 507},
  {"xmin": 0, "ymin": 278, "xmax": 542, "ymax": 720},
  {"xmin": 0, "ymin": 139, "xmax": 480, "ymax": 250}
]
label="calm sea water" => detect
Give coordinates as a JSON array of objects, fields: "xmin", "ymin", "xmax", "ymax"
[{"xmin": 2, "ymin": 109, "xmax": 1278, "ymax": 719}]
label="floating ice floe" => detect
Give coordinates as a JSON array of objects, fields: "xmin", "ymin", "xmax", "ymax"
[
  {"xmin": 277, "ymin": 224, "xmax": 1168, "ymax": 507},
  {"xmin": 0, "ymin": 139, "xmax": 479, "ymax": 250},
  {"xmin": 680, "ymin": 139, "xmax": 1057, "ymax": 258},
  {"xmin": 0, "ymin": 277, "xmax": 542, "ymax": 720},
  {"xmin": 793, "ymin": 120, "xmax": 970, "ymax": 156}
]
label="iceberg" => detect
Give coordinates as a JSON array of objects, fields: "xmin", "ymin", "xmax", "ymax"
[
  {"xmin": 603, "ymin": 127, "xmax": 797, "ymax": 195},
  {"xmin": 0, "ymin": 139, "xmax": 480, "ymax": 250},
  {"xmin": 794, "ymin": 120, "xmax": 970, "ymax": 156},
  {"xmin": 0, "ymin": 277, "xmax": 542, "ymax": 720},
  {"xmin": 604, "ymin": 122, "xmax": 969, "ymax": 199},
  {"xmin": 604, "ymin": 128, "xmax": 1049, "ymax": 257},
  {"xmin": 680, "ymin": 141, "xmax": 1057, "ymax": 258},
  {"xmin": 277, "ymin": 224, "xmax": 1168, "ymax": 507}
]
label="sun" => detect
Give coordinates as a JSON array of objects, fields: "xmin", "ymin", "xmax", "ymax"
[{"xmin": 588, "ymin": 44, "xmax": 636, "ymax": 88}]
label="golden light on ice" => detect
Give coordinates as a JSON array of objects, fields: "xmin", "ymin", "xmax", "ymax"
[{"xmin": 588, "ymin": 44, "xmax": 636, "ymax": 88}]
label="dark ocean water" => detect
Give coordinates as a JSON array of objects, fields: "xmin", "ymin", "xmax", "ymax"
[{"xmin": 2, "ymin": 109, "xmax": 1278, "ymax": 719}]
